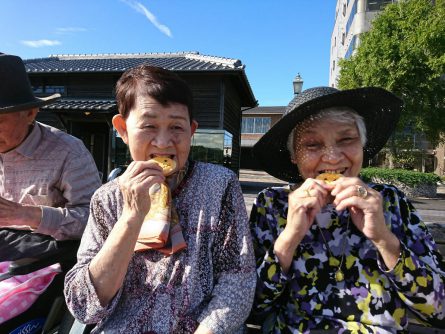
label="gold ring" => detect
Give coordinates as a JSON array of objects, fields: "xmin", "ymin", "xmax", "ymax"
[
  {"xmin": 304, "ymin": 188, "xmax": 311, "ymax": 197},
  {"xmin": 356, "ymin": 185, "xmax": 368, "ymax": 198}
]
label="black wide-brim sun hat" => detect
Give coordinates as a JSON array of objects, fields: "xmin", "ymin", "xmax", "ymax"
[
  {"xmin": 0, "ymin": 53, "xmax": 60, "ymax": 113},
  {"xmin": 253, "ymin": 86, "xmax": 403, "ymax": 183}
]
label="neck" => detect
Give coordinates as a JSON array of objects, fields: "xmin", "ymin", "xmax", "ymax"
[{"xmin": 165, "ymin": 160, "xmax": 189, "ymax": 190}]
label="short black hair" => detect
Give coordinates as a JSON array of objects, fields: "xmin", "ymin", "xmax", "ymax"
[{"xmin": 115, "ymin": 65, "xmax": 193, "ymax": 122}]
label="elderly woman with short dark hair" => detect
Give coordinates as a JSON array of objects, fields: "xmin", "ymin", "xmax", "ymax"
[
  {"xmin": 64, "ymin": 65, "xmax": 256, "ymax": 334},
  {"xmin": 249, "ymin": 87, "xmax": 445, "ymax": 333}
]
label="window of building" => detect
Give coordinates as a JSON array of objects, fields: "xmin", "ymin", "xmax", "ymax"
[
  {"xmin": 33, "ymin": 85, "xmax": 66, "ymax": 95},
  {"xmin": 32, "ymin": 85, "xmax": 44, "ymax": 94},
  {"xmin": 366, "ymin": 0, "xmax": 394, "ymax": 11},
  {"xmin": 345, "ymin": 0, "xmax": 357, "ymax": 35},
  {"xmin": 241, "ymin": 117, "xmax": 271, "ymax": 134},
  {"xmin": 223, "ymin": 132, "xmax": 233, "ymax": 168},
  {"xmin": 112, "ymin": 129, "xmax": 132, "ymax": 167},
  {"xmin": 343, "ymin": 2, "xmax": 347, "ymax": 16},
  {"xmin": 342, "ymin": 32, "xmax": 346, "ymax": 45},
  {"xmin": 190, "ymin": 129, "xmax": 233, "ymax": 166},
  {"xmin": 45, "ymin": 86, "xmax": 66, "ymax": 94},
  {"xmin": 332, "ymin": 60, "xmax": 336, "ymax": 71},
  {"xmin": 345, "ymin": 35, "xmax": 357, "ymax": 59}
]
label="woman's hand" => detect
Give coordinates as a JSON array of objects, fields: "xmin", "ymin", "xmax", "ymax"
[
  {"xmin": 89, "ymin": 160, "xmax": 166, "ymax": 306},
  {"xmin": 274, "ymin": 178, "xmax": 333, "ymax": 273},
  {"xmin": 118, "ymin": 160, "xmax": 165, "ymax": 224},
  {"xmin": 331, "ymin": 177, "xmax": 386, "ymax": 241},
  {"xmin": 287, "ymin": 179, "xmax": 333, "ymax": 240},
  {"xmin": 331, "ymin": 177, "xmax": 400, "ymax": 269}
]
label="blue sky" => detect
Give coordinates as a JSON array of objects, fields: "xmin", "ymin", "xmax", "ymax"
[{"xmin": 0, "ymin": 0, "xmax": 336, "ymax": 106}]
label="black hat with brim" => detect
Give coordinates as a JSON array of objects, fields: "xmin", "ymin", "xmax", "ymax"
[
  {"xmin": 253, "ymin": 86, "xmax": 403, "ymax": 183},
  {"xmin": 0, "ymin": 54, "xmax": 60, "ymax": 114}
]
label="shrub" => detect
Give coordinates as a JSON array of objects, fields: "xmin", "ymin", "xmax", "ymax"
[{"xmin": 360, "ymin": 167, "xmax": 440, "ymax": 187}]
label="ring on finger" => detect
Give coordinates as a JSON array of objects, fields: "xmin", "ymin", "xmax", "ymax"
[
  {"xmin": 355, "ymin": 185, "xmax": 368, "ymax": 199},
  {"xmin": 304, "ymin": 188, "xmax": 312, "ymax": 197}
]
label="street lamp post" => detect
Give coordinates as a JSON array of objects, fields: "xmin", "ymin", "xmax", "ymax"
[{"xmin": 293, "ymin": 73, "xmax": 303, "ymax": 95}]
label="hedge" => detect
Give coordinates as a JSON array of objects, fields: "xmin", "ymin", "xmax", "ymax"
[{"xmin": 360, "ymin": 167, "xmax": 440, "ymax": 187}]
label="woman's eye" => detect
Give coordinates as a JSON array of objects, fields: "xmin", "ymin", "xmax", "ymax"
[
  {"xmin": 304, "ymin": 143, "xmax": 321, "ymax": 150},
  {"xmin": 339, "ymin": 136, "xmax": 357, "ymax": 144}
]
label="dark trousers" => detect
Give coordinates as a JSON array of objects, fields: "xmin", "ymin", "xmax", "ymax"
[{"xmin": 0, "ymin": 228, "xmax": 59, "ymax": 261}]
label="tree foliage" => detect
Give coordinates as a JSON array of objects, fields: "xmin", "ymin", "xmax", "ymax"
[{"xmin": 338, "ymin": 0, "xmax": 445, "ymax": 145}]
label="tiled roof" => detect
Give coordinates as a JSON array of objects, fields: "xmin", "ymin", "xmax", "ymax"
[
  {"xmin": 242, "ymin": 106, "xmax": 285, "ymax": 115},
  {"xmin": 41, "ymin": 99, "xmax": 117, "ymax": 112},
  {"xmin": 24, "ymin": 52, "xmax": 245, "ymax": 73}
]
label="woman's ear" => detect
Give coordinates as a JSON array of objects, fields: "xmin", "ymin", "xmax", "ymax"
[
  {"xmin": 190, "ymin": 120, "xmax": 198, "ymax": 136},
  {"xmin": 112, "ymin": 114, "xmax": 129, "ymax": 144}
]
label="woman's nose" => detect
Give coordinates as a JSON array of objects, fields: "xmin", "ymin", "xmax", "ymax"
[
  {"xmin": 152, "ymin": 131, "xmax": 173, "ymax": 148},
  {"xmin": 321, "ymin": 145, "xmax": 343, "ymax": 163}
]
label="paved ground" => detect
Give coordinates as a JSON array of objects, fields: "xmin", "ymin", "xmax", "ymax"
[{"xmin": 239, "ymin": 169, "xmax": 445, "ymax": 241}]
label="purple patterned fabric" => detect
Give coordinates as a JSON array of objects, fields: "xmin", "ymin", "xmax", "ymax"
[
  {"xmin": 250, "ymin": 184, "xmax": 445, "ymax": 333},
  {"xmin": 64, "ymin": 162, "xmax": 256, "ymax": 334}
]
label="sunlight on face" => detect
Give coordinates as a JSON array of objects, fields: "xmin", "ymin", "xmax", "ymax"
[
  {"xmin": 0, "ymin": 110, "xmax": 35, "ymax": 153},
  {"xmin": 291, "ymin": 114, "xmax": 364, "ymax": 180},
  {"xmin": 114, "ymin": 96, "xmax": 198, "ymax": 172}
]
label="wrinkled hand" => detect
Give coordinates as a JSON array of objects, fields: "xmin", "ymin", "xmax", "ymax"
[
  {"xmin": 118, "ymin": 161, "xmax": 165, "ymax": 224},
  {"xmin": 283, "ymin": 179, "xmax": 334, "ymax": 248},
  {"xmin": 274, "ymin": 178, "xmax": 334, "ymax": 272},
  {"xmin": 331, "ymin": 177, "xmax": 401, "ymax": 269},
  {"xmin": 331, "ymin": 177, "xmax": 388, "ymax": 242},
  {"xmin": 0, "ymin": 196, "xmax": 41, "ymax": 229}
]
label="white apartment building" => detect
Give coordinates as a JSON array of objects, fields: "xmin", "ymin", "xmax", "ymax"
[
  {"xmin": 329, "ymin": 0, "xmax": 396, "ymax": 87},
  {"xmin": 329, "ymin": 0, "xmax": 443, "ymax": 175}
]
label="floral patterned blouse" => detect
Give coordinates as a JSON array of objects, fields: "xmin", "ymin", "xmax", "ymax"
[
  {"xmin": 64, "ymin": 162, "xmax": 256, "ymax": 334},
  {"xmin": 250, "ymin": 183, "xmax": 445, "ymax": 333}
]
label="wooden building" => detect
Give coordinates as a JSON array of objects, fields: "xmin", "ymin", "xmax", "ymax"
[
  {"xmin": 240, "ymin": 106, "xmax": 285, "ymax": 169},
  {"xmin": 24, "ymin": 52, "xmax": 257, "ymax": 181}
]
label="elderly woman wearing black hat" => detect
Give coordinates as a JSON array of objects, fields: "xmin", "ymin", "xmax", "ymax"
[{"xmin": 249, "ymin": 87, "xmax": 445, "ymax": 333}]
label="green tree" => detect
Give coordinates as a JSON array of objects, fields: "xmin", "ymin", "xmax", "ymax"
[{"xmin": 338, "ymin": 0, "xmax": 445, "ymax": 146}]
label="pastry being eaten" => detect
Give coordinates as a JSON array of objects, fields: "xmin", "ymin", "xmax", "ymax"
[
  {"xmin": 150, "ymin": 156, "xmax": 177, "ymax": 176},
  {"xmin": 316, "ymin": 172, "xmax": 342, "ymax": 184}
]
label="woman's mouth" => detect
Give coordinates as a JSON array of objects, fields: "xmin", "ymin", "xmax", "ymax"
[
  {"xmin": 149, "ymin": 154, "xmax": 175, "ymax": 160},
  {"xmin": 318, "ymin": 168, "xmax": 347, "ymax": 175}
]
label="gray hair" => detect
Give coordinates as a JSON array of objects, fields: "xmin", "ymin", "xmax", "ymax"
[{"xmin": 287, "ymin": 107, "xmax": 367, "ymax": 159}]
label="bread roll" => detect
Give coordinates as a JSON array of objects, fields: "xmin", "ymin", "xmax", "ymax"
[
  {"xmin": 316, "ymin": 172, "xmax": 341, "ymax": 184},
  {"xmin": 150, "ymin": 156, "xmax": 177, "ymax": 176}
]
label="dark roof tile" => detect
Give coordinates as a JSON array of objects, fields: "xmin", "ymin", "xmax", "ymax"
[
  {"xmin": 24, "ymin": 52, "xmax": 244, "ymax": 73},
  {"xmin": 42, "ymin": 99, "xmax": 117, "ymax": 113}
]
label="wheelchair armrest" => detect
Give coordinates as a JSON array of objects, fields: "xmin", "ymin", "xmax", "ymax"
[
  {"xmin": 107, "ymin": 166, "xmax": 126, "ymax": 182},
  {"xmin": 7, "ymin": 239, "xmax": 79, "ymax": 276}
]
